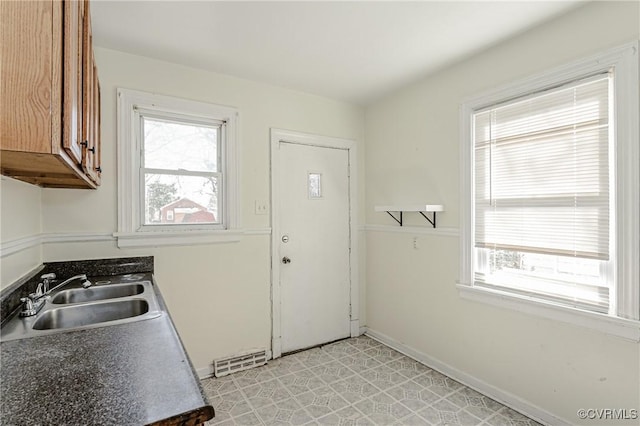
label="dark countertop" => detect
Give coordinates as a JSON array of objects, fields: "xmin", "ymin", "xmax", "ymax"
[{"xmin": 1, "ymin": 268, "xmax": 214, "ymax": 426}]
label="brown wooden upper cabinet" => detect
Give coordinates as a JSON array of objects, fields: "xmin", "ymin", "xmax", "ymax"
[{"xmin": 0, "ymin": 0, "xmax": 101, "ymax": 188}]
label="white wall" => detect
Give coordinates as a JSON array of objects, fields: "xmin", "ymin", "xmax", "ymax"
[
  {"xmin": 2, "ymin": 1, "xmax": 637, "ymax": 421},
  {"xmin": 36, "ymin": 47, "xmax": 366, "ymax": 371},
  {"xmin": 0, "ymin": 177, "xmax": 42, "ymax": 287},
  {"xmin": 365, "ymin": 2, "xmax": 639, "ymax": 425}
]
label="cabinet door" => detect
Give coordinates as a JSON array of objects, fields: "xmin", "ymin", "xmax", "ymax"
[
  {"xmin": 62, "ymin": 0, "xmax": 85, "ymax": 165},
  {"xmin": 82, "ymin": 57, "xmax": 101, "ymax": 185},
  {"xmin": 81, "ymin": 1, "xmax": 99, "ymax": 183},
  {"xmin": 0, "ymin": 0, "xmax": 55, "ymax": 153},
  {"xmin": 74, "ymin": 0, "xmax": 101, "ymax": 186},
  {"xmin": 92, "ymin": 64, "xmax": 102, "ymax": 184}
]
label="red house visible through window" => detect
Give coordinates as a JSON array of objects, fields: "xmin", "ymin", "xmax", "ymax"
[{"xmin": 159, "ymin": 198, "xmax": 216, "ymax": 224}]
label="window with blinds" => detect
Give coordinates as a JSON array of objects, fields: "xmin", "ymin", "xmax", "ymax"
[{"xmin": 472, "ymin": 72, "xmax": 613, "ymax": 313}]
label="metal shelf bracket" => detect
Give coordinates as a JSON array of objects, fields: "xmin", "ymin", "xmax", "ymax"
[
  {"xmin": 418, "ymin": 211, "xmax": 436, "ymax": 228},
  {"xmin": 385, "ymin": 211, "xmax": 403, "ymax": 226},
  {"xmin": 375, "ymin": 205, "xmax": 443, "ymax": 229}
]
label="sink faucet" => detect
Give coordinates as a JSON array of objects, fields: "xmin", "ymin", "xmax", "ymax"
[
  {"xmin": 20, "ymin": 274, "xmax": 93, "ymax": 317},
  {"xmin": 43, "ymin": 274, "xmax": 93, "ymax": 295}
]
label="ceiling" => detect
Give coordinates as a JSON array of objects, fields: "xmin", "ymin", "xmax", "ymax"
[{"xmin": 91, "ymin": 1, "xmax": 583, "ymax": 105}]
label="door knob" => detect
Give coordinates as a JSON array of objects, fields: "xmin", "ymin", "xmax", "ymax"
[{"xmin": 282, "ymin": 256, "xmax": 291, "ymax": 264}]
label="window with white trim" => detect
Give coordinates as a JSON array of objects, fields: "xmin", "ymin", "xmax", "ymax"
[
  {"xmin": 474, "ymin": 73, "xmax": 612, "ymax": 312},
  {"xmin": 116, "ymin": 89, "xmax": 239, "ymax": 247},
  {"xmin": 140, "ymin": 112, "xmax": 223, "ymax": 227},
  {"xmin": 459, "ymin": 43, "xmax": 639, "ymax": 335}
]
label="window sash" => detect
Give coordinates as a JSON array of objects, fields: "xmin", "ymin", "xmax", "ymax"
[
  {"xmin": 139, "ymin": 172, "xmax": 224, "ymax": 228},
  {"xmin": 137, "ymin": 108, "xmax": 226, "ymax": 131},
  {"xmin": 474, "ymin": 275, "xmax": 610, "ymax": 314},
  {"xmin": 473, "ymin": 73, "xmax": 611, "ymax": 260},
  {"xmin": 137, "ymin": 111, "xmax": 225, "ymax": 229},
  {"xmin": 143, "ymin": 167, "xmax": 221, "ymax": 179},
  {"xmin": 471, "ymin": 72, "xmax": 613, "ymax": 314},
  {"xmin": 140, "ymin": 112, "xmax": 223, "ymax": 174},
  {"xmin": 474, "ymin": 246, "xmax": 610, "ymax": 313}
]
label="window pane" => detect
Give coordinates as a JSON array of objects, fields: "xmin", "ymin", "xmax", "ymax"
[
  {"xmin": 475, "ymin": 248, "xmax": 608, "ymax": 312},
  {"xmin": 144, "ymin": 174, "xmax": 220, "ymax": 225},
  {"xmin": 143, "ymin": 117, "xmax": 219, "ymax": 172},
  {"xmin": 490, "ymin": 128, "xmax": 608, "ymax": 199},
  {"xmin": 308, "ymin": 173, "xmax": 322, "ymax": 198},
  {"xmin": 473, "ymin": 74, "xmax": 611, "ymax": 260},
  {"xmin": 471, "ymin": 73, "xmax": 613, "ymax": 314}
]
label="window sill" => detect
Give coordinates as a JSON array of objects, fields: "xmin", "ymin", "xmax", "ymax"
[
  {"xmin": 114, "ymin": 229, "xmax": 262, "ymax": 248},
  {"xmin": 456, "ymin": 283, "xmax": 640, "ymax": 342}
]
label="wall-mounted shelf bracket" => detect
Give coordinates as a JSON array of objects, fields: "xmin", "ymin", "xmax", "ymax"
[
  {"xmin": 418, "ymin": 211, "xmax": 437, "ymax": 228},
  {"xmin": 385, "ymin": 211, "xmax": 403, "ymax": 226},
  {"xmin": 375, "ymin": 205, "xmax": 444, "ymax": 228}
]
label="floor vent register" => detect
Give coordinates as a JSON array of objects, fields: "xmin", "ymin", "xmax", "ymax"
[{"xmin": 213, "ymin": 349, "xmax": 268, "ymax": 377}]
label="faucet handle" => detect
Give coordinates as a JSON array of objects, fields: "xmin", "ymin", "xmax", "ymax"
[
  {"xmin": 40, "ymin": 273, "xmax": 56, "ymax": 293},
  {"xmin": 34, "ymin": 283, "xmax": 44, "ymax": 298}
]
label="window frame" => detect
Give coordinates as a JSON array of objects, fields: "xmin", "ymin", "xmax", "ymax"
[
  {"xmin": 458, "ymin": 42, "xmax": 639, "ymax": 341},
  {"xmin": 473, "ymin": 73, "xmax": 614, "ymax": 314},
  {"xmin": 137, "ymin": 110, "xmax": 225, "ymax": 230},
  {"xmin": 116, "ymin": 88, "xmax": 240, "ymax": 248}
]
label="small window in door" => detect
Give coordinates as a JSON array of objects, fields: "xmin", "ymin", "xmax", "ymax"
[{"xmin": 308, "ymin": 172, "xmax": 322, "ymax": 199}]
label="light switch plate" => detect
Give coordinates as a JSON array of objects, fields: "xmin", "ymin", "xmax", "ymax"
[{"xmin": 255, "ymin": 200, "xmax": 268, "ymax": 215}]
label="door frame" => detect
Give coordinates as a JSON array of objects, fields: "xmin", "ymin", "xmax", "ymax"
[{"xmin": 270, "ymin": 128, "xmax": 359, "ymax": 359}]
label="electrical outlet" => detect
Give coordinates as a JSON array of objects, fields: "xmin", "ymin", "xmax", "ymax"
[
  {"xmin": 413, "ymin": 237, "xmax": 419, "ymax": 250},
  {"xmin": 255, "ymin": 200, "xmax": 268, "ymax": 215}
]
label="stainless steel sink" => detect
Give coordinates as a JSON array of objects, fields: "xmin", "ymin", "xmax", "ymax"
[
  {"xmin": 0, "ymin": 280, "xmax": 162, "ymax": 342},
  {"xmin": 33, "ymin": 299, "xmax": 150, "ymax": 330},
  {"xmin": 52, "ymin": 283, "xmax": 144, "ymax": 304}
]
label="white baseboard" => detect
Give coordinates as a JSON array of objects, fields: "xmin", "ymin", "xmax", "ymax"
[
  {"xmin": 365, "ymin": 328, "xmax": 570, "ymax": 426},
  {"xmin": 196, "ymin": 365, "xmax": 213, "ymax": 380},
  {"xmin": 359, "ymin": 325, "xmax": 368, "ymax": 335}
]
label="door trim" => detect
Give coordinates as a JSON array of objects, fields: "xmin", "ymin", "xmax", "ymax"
[{"xmin": 270, "ymin": 128, "xmax": 359, "ymax": 358}]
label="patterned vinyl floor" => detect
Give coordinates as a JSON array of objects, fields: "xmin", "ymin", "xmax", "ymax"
[{"xmin": 201, "ymin": 336, "xmax": 542, "ymax": 426}]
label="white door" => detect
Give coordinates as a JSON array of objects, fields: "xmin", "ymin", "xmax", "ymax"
[{"xmin": 278, "ymin": 141, "xmax": 351, "ymax": 353}]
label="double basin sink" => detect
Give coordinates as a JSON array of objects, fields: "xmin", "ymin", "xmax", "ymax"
[{"xmin": 1, "ymin": 276, "xmax": 162, "ymax": 342}]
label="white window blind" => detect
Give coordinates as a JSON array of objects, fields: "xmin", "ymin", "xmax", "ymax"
[{"xmin": 472, "ymin": 72, "xmax": 612, "ymax": 312}]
